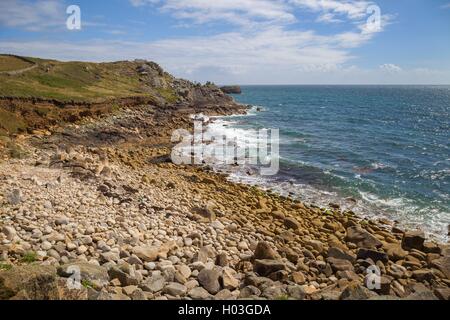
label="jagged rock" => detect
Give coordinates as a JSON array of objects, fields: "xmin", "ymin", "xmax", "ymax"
[
  {"xmin": 221, "ymin": 267, "xmax": 239, "ymax": 290},
  {"xmin": 140, "ymin": 274, "xmax": 165, "ymax": 293},
  {"xmin": 198, "ymin": 269, "xmax": 221, "ymax": 294},
  {"xmin": 253, "ymin": 259, "xmax": 285, "ymax": 276},
  {"xmin": 345, "ymin": 226, "xmax": 382, "ymax": 249}
]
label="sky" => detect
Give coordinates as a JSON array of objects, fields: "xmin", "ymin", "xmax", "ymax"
[{"xmin": 0, "ymin": 0, "xmax": 449, "ymax": 84}]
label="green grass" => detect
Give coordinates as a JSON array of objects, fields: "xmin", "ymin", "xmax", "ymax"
[
  {"xmin": 20, "ymin": 251, "xmax": 38, "ymax": 264},
  {"xmin": 0, "ymin": 56, "xmax": 179, "ymax": 103},
  {"xmin": 0, "ymin": 263, "xmax": 12, "ymax": 271},
  {"xmin": 82, "ymin": 279, "xmax": 94, "ymax": 289}
]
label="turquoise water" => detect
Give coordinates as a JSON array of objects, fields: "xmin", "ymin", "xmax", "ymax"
[{"xmin": 218, "ymin": 86, "xmax": 450, "ymax": 239}]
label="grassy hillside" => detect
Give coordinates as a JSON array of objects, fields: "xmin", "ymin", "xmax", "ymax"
[{"xmin": 0, "ymin": 55, "xmax": 177, "ymax": 102}]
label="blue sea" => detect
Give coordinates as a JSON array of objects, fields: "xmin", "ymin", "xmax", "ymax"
[{"xmin": 211, "ymin": 86, "xmax": 450, "ymax": 240}]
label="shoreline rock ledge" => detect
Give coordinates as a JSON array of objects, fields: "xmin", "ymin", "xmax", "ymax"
[{"xmin": 220, "ymin": 85, "xmax": 242, "ymax": 94}]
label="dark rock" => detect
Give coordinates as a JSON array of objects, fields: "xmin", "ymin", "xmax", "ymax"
[
  {"xmin": 357, "ymin": 248, "xmax": 388, "ymax": 263},
  {"xmin": 253, "ymin": 259, "xmax": 285, "ymax": 277},
  {"xmin": 215, "ymin": 253, "xmax": 229, "ymax": 267},
  {"xmin": 239, "ymin": 285, "xmax": 261, "ymax": 298},
  {"xmin": 430, "ymin": 256, "xmax": 450, "ymax": 278},
  {"xmin": 401, "ymin": 230, "xmax": 425, "ymax": 251},
  {"xmin": 220, "ymin": 86, "xmax": 241, "ymax": 94}
]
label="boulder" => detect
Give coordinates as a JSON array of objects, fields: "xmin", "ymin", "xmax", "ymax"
[
  {"xmin": 163, "ymin": 282, "xmax": 187, "ymax": 296},
  {"xmin": 327, "ymin": 247, "xmax": 356, "ymax": 263},
  {"xmin": 345, "ymin": 226, "xmax": 382, "ymax": 249},
  {"xmin": 254, "ymin": 242, "xmax": 280, "ymax": 260},
  {"xmin": 198, "ymin": 269, "xmax": 221, "ymax": 294},
  {"xmin": 253, "ymin": 259, "xmax": 285, "ymax": 277},
  {"xmin": 401, "ymin": 231, "xmax": 425, "ymax": 251},
  {"xmin": 340, "ymin": 282, "xmax": 378, "ymax": 300},
  {"xmin": 327, "ymin": 257, "xmax": 354, "ymax": 272},
  {"xmin": 357, "ymin": 248, "xmax": 388, "ymax": 263}
]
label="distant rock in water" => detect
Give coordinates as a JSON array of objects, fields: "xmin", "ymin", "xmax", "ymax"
[{"xmin": 220, "ymin": 86, "xmax": 242, "ymax": 94}]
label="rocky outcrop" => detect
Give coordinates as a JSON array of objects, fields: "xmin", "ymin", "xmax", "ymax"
[{"xmin": 220, "ymin": 85, "xmax": 242, "ymax": 94}]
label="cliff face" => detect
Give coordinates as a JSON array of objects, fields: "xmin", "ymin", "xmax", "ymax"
[{"xmin": 0, "ymin": 56, "xmax": 243, "ymax": 136}]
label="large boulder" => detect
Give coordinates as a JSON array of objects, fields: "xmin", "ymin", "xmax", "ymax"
[
  {"xmin": 198, "ymin": 269, "xmax": 221, "ymax": 294},
  {"xmin": 345, "ymin": 226, "xmax": 382, "ymax": 249},
  {"xmin": 402, "ymin": 231, "xmax": 425, "ymax": 251},
  {"xmin": 57, "ymin": 262, "xmax": 109, "ymax": 288},
  {"xmin": 254, "ymin": 242, "xmax": 280, "ymax": 260}
]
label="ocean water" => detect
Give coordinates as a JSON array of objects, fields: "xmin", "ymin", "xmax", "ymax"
[{"xmin": 210, "ymin": 85, "xmax": 450, "ymax": 240}]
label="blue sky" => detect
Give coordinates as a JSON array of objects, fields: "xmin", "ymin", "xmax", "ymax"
[{"xmin": 0, "ymin": 0, "xmax": 449, "ymax": 84}]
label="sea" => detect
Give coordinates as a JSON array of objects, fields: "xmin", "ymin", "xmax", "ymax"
[{"xmin": 207, "ymin": 85, "xmax": 450, "ymax": 241}]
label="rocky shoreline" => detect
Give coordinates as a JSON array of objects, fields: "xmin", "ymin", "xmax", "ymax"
[{"xmin": 0, "ymin": 93, "xmax": 449, "ymax": 300}]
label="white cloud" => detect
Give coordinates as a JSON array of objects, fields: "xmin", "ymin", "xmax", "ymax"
[
  {"xmin": 131, "ymin": 0, "xmax": 295, "ymax": 27},
  {"xmin": 0, "ymin": 0, "xmax": 65, "ymax": 31},
  {"xmin": 441, "ymin": 3, "xmax": 450, "ymax": 9},
  {"xmin": 379, "ymin": 63, "xmax": 402, "ymax": 73}
]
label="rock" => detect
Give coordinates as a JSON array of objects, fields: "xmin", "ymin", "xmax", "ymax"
[
  {"xmin": 345, "ymin": 226, "xmax": 382, "ymax": 249},
  {"xmin": 163, "ymin": 282, "xmax": 187, "ymax": 296},
  {"xmin": 430, "ymin": 256, "xmax": 450, "ymax": 278},
  {"xmin": 57, "ymin": 262, "xmax": 109, "ymax": 288},
  {"xmin": 108, "ymin": 267, "xmax": 139, "ymax": 287},
  {"xmin": 55, "ymin": 216, "xmax": 69, "ymax": 226},
  {"xmin": 1, "ymin": 226, "xmax": 16, "ymax": 241},
  {"xmin": 327, "ymin": 247, "xmax": 356, "ymax": 263},
  {"xmin": 384, "ymin": 243, "xmax": 408, "ymax": 261},
  {"xmin": 188, "ymin": 287, "xmax": 211, "ymax": 299},
  {"xmin": 140, "ymin": 274, "xmax": 165, "ymax": 293},
  {"xmin": 340, "ymin": 282, "xmax": 378, "ymax": 300},
  {"xmin": 198, "ymin": 269, "xmax": 221, "ymax": 294},
  {"xmin": 253, "ymin": 259, "xmax": 285, "ymax": 277},
  {"xmin": 402, "ymin": 231, "xmax": 425, "ymax": 251},
  {"xmin": 291, "ymin": 272, "xmax": 306, "ymax": 284},
  {"xmin": 133, "ymin": 246, "xmax": 158, "ymax": 262},
  {"xmin": 327, "ymin": 257, "xmax": 354, "ymax": 272},
  {"xmin": 254, "ymin": 242, "xmax": 280, "ymax": 260},
  {"xmin": 215, "ymin": 253, "xmax": 228, "ymax": 267},
  {"xmin": 221, "ymin": 267, "xmax": 239, "ymax": 290},
  {"xmin": 433, "ymin": 288, "xmax": 450, "ymax": 300},
  {"xmin": 239, "ymin": 285, "xmax": 261, "ymax": 298},
  {"xmin": 6, "ymin": 189, "xmax": 22, "ymax": 205},
  {"xmin": 357, "ymin": 249, "xmax": 388, "ymax": 263},
  {"xmin": 412, "ymin": 270, "xmax": 434, "ymax": 282},
  {"xmin": 307, "ymin": 240, "xmax": 323, "ymax": 253},
  {"xmin": 284, "ymin": 217, "xmax": 301, "ymax": 230},
  {"xmin": 287, "ymin": 285, "xmax": 306, "ymax": 300},
  {"xmin": 220, "ymin": 86, "xmax": 242, "ymax": 94}
]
